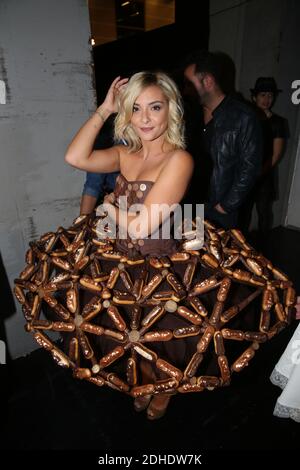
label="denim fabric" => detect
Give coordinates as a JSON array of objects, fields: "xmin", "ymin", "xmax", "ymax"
[{"xmin": 82, "ymin": 172, "xmax": 119, "ymax": 198}]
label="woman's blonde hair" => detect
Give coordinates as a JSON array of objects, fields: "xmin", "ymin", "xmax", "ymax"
[{"xmin": 114, "ymin": 71, "xmax": 185, "ymax": 152}]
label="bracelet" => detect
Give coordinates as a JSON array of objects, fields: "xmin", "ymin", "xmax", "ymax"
[{"xmin": 95, "ymin": 108, "xmax": 106, "ymax": 123}]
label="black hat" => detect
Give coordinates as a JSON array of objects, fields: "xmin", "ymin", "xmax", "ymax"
[{"xmin": 250, "ymin": 77, "xmax": 282, "ymax": 95}]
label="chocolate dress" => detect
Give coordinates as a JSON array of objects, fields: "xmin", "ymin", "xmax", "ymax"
[{"xmin": 14, "ymin": 174, "xmax": 296, "ymax": 398}]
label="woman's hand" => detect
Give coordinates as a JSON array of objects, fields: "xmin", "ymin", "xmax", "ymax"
[
  {"xmin": 99, "ymin": 76, "xmax": 129, "ymax": 116},
  {"xmin": 214, "ymin": 203, "xmax": 227, "ymax": 214},
  {"xmin": 103, "ymin": 192, "xmax": 115, "ymax": 205}
]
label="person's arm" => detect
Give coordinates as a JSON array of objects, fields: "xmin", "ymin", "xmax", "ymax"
[
  {"xmin": 80, "ymin": 172, "xmax": 106, "ymax": 214},
  {"xmin": 103, "ymin": 151, "xmax": 194, "ymax": 239},
  {"xmin": 271, "ymin": 137, "xmax": 285, "ymax": 167},
  {"xmin": 80, "ymin": 195, "xmax": 97, "ymax": 215},
  {"xmin": 261, "ymin": 137, "xmax": 285, "ymax": 175},
  {"xmin": 218, "ymin": 113, "xmax": 262, "ymax": 213},
  {"xmin": 296, "ymin": 296, "xmax": 300, "ymax": 320},
  {"xmin": 65, "ymin": 76, "xmax": 128, "ymax": 173}
]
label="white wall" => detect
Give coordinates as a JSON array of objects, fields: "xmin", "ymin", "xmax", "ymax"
[
  {"xmin": 286, "ymin": 117, "xmax": 300, "ymax": 228},
  {"xmin": 0, "ymin": 0, "xmax": 96, "ymax": 358},
  {"xmin": 209, "ymin": 0, "xmax": 300, "ymax": 229},
  {"xmin": 277, "ymin": 2, "xmax": 300, "ymax": 229}
]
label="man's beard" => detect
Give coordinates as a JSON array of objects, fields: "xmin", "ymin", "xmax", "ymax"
[{"xmin": 198, "ymin": 91, "xmax": 209, "ymax": 106}]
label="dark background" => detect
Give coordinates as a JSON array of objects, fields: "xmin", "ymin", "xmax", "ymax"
[{"xmin": 92, "ymin": 0, "xmax": 209, "ymax": 103}]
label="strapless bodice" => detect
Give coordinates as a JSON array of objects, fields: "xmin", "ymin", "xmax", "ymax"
[{"xmin": 113, "ymin": 174, "xmax": 178, "ymax": 257}]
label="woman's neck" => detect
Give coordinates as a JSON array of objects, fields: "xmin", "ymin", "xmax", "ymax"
[{"xmin": 139, "ymin": 136, "xmax": 170, "ymax": 161}]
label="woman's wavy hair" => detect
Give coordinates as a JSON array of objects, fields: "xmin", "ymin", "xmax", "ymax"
[{"xmin": 114, "ymin": 71, "xmax": 185, "ymax": 152}]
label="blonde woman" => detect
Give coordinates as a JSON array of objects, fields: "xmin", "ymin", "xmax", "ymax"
[
  {"xmin": 66, "ymin": 72, "xmax": 193, "ymax": 244},
  {"xmin": 65, "ymin": 71, "xmax": 194, "ymax": 419}
]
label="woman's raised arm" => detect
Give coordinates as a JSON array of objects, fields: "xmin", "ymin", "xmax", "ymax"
[{"xmin": 65, "ymin": 76, "xmax": 128, "ymax": 173}]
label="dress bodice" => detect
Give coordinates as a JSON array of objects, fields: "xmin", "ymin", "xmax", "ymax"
[{"xmin": 113, "ymin": 174, "xmax": 178, "ymax": 257}]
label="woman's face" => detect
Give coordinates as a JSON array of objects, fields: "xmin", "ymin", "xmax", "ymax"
[
  {"xmin": 254, "ymin": 91, "xmax": 274, "ymax": 111},
  {"xmin": 130, "ymin": 85, "xmax": 169, "ymax": 142}
]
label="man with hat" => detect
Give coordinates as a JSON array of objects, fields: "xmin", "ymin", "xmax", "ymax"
[
  {"xmin": 251, "ymin": 77, "xmax": 282, "ymax": 114},
  {"xmin": 240, "ymin": 77, "xmax": 288, "ymax": 242}
]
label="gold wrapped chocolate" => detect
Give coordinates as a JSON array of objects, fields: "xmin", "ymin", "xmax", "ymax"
[{"xmin": 16, "ymin": 211, "xmax": 294, "ymax": 411}]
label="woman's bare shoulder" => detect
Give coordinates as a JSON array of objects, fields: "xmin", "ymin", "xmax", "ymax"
[
  {"xmin": 168, "ymin": 148, "xmax": 194, "ymax": 169},
  {"xmin": 155, "ymin": 149, "xmax": 194, "ymax": 184}
]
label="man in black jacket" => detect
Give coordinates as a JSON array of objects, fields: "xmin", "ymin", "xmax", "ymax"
[{"xmin": 184, "ymin": 51, "xmax": 262, "ymax": 229}]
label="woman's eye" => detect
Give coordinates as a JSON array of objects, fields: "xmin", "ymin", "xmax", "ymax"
[
  {"xmin": 152, "ymin": 105, "xmax": 161, "ymax": 111},
  {"xmin": 133, "ymin": 106, "xmax": 139, "ymax": 112}
]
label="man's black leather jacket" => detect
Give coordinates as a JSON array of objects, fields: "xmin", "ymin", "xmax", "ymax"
[{"xmin": 209, "ymin": 95, "xmax": 262, "ymax": 213}]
